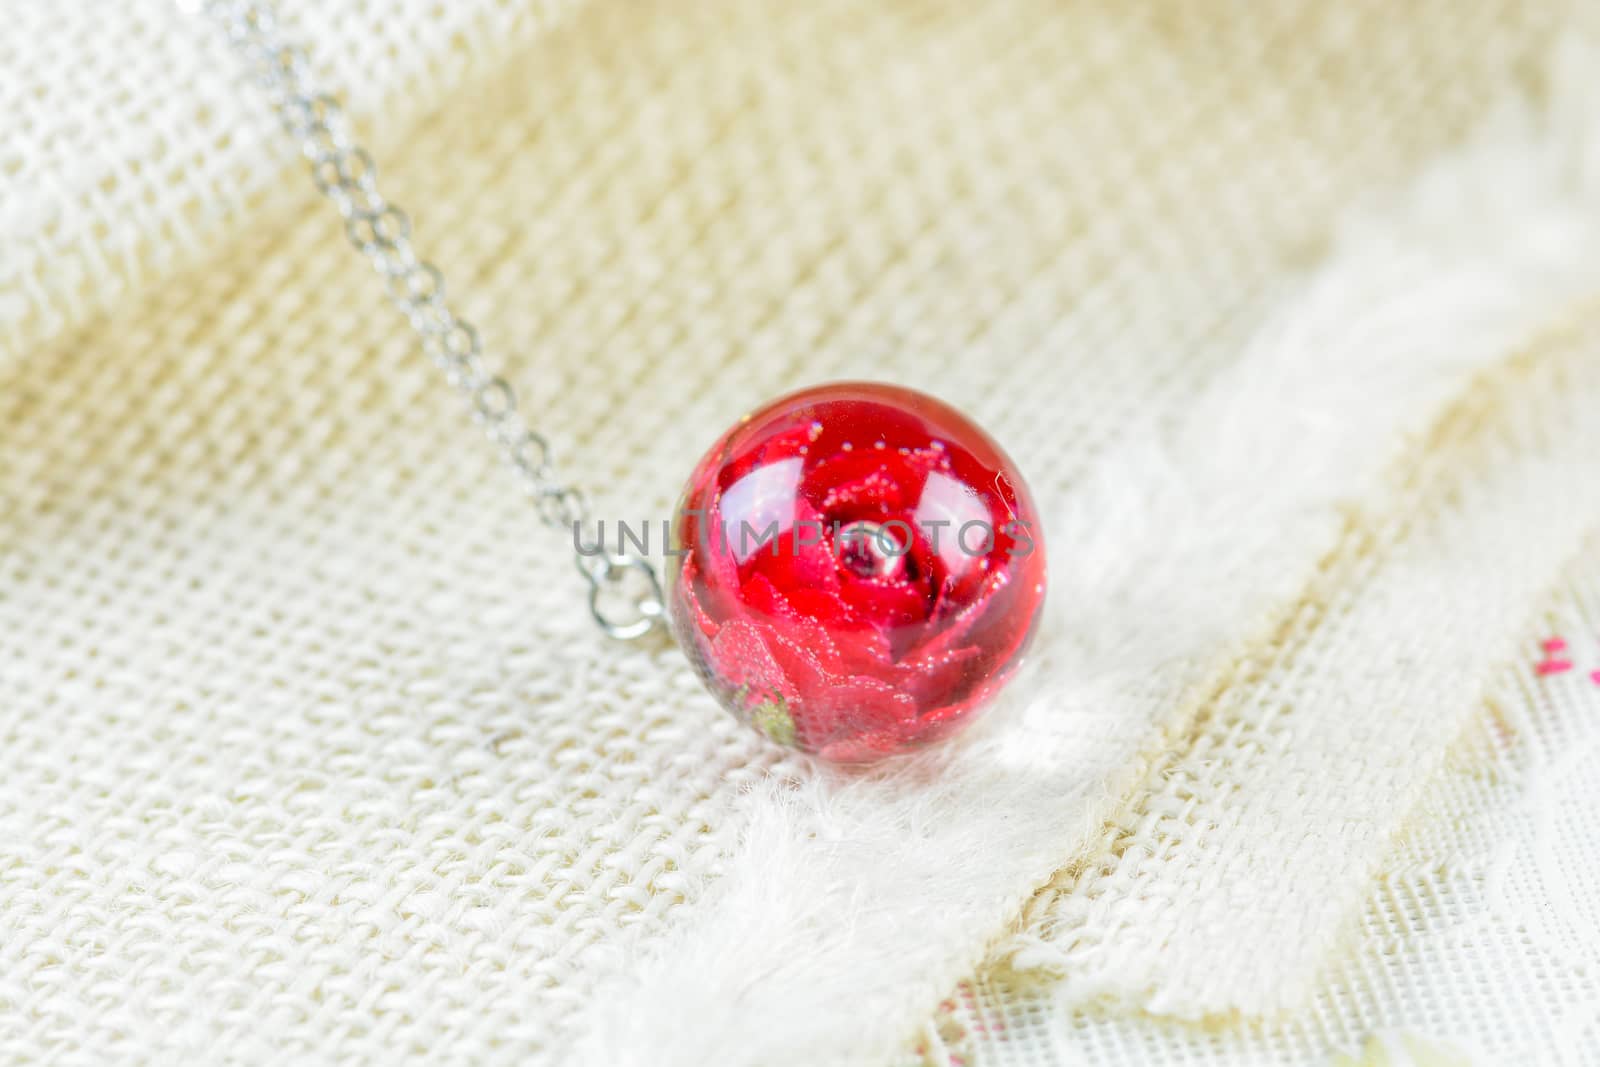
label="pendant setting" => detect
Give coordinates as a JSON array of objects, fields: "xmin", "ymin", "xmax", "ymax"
[{"xmin": 669, "ymin": 382, "xmax": 1046, "ymax": 762}]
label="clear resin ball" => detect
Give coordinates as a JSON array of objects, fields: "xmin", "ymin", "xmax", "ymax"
[{"xmin": 669, "ymin": 382, "xmax": 1047, "ymax": 762}]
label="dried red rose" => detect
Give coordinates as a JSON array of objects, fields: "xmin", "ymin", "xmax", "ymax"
[{"xmin": 669, "ymin": 382, "xmax": 1046, "ymax": 761}]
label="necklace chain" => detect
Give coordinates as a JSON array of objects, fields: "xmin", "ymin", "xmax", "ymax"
[{"xmin": 195, "ymin": 0, "xmax": 666, "ymax": 640}]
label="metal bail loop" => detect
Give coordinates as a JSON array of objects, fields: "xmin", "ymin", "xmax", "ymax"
[{"xmin": 581, "ymin": 554, "xmax": 666, "ymax": 642}]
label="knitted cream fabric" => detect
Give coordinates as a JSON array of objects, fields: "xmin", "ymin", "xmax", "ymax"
[
  {"xmin": 934, "ymin": 304, "xmax": 1600, "ymax": 1063},
  {"xmin": 985, "ymin": 67, "xmax": 1600, "ymax": 1013},
  {"xmin": 0, "ymin": 0, "xmax": 578, "ymax": 363},
  {"xmin": 3, "ymin": 1, "xmax": 1598, "ymax": 1064},
  {"xmin": 940, "ymin": 549, "xmax": 1600, "ymax": 1065}
]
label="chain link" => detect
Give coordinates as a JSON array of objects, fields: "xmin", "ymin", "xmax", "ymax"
[{"xmin": 197, "ymin": 0, "xmax": 665, "ymax": 640}]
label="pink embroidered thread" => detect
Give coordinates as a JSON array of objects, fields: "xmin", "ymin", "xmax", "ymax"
[{"xmin": 1535, "ymin": 635, "xmax": 1588, "ymax": 679}]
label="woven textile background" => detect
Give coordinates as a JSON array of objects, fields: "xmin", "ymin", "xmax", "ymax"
[
  {"xmin": 941, "ymin": 551, "xmax": 1600, "ymax": 1064},
  {"xmin": 5, "ymin": 1, "xmax": 1600, "ymax": 1064}
]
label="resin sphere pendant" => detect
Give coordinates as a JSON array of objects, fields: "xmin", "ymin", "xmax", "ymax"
[{"xmin": 669, "ymin": 381, "xmax": 1047, "ymax": 762}]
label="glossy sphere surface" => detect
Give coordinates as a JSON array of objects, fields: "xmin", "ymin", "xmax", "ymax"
[{"xmin": 669, "ymin": 382, "xmax": 1047, "ymax": 762}]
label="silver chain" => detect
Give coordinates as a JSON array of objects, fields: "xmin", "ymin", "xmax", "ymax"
[{"xmin": 193, "ymin": 0, "xmax": 665, "ymax": 640}]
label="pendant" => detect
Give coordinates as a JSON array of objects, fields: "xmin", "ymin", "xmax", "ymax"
[{"xmin": 669, "ymin": 382, "xmax": 1046, "ymax": 762}]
